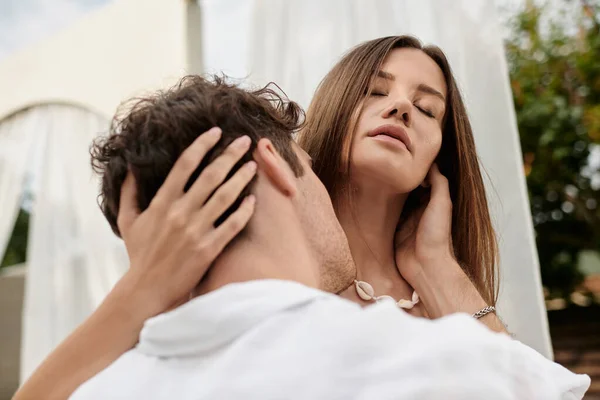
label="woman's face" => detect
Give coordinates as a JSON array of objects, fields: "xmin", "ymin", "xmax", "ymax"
[{"xmin": 350, "ymin": 48, "xmax": 448, "ymax": 193}]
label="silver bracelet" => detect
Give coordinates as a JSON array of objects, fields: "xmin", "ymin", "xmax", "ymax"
[{"xmin": 472, "ymin": 305, "xmax": 496, "ymax": 319}]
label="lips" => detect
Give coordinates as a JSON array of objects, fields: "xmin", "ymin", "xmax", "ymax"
[{"xmin": 367, "ymin": 124, "xmax": 412, "ymax": 152}]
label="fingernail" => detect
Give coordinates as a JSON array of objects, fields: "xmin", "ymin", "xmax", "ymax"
[
  {"xmin": 246, "ymin": 194, "xmax": 256, "ymax": 205},
  {"xmin": 207, "ymin": 127, "xmax": 222, "ymax": 137},
  {"xmin": 232, "ymin": 135, "xmax": 251, "ymax": 148},
  {"xmin": 246, "ymin": 161, "xmax": 257, "ymax": 172}
]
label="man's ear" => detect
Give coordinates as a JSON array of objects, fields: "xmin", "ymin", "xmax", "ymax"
[{"xmin": 254, "ymin": 138, "xmax": 297, "ymax": 197}]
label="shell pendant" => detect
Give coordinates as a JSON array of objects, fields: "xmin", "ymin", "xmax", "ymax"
[{"xmin": 353, "ymin": 280, "xmax": 419, "ymax": 310}]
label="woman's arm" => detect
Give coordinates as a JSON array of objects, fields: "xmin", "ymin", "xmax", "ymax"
[
  {"xmin": 12, "ymin": 275, "xmax": 150, "ymax": 400},
  {"xmin": 410, "ymin": 258, "xmax": 508, "ymax": 333},
  {"xmin": 395, "ymin": 164, "xmax": 508, "ymax": 334},
  {"xmin": 13, "ymin": 128, "xmax": 256, "ymax": 400}
]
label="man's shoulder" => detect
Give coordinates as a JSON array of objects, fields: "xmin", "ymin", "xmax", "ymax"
[
  {"xmin": 262, "ymin": 301, "xmax": 525, "ymax": 391},
  {"xmin": 303, "ymin": 298, "xmax": 487, "ymax": 337},
  {"xmin": 283, "ymin": 298, "xmax": 493, "ymax": 356}
]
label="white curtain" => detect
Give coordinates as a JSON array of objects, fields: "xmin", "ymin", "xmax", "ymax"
[
  {"xmin": 202, "ymin": 0, "xmax": 552, "ymax": 358},
  {"xmin": 0, "ymin": 110, "xmax": 36, "ymax": 261},
  {"xmin": 19, "ymin": 104, "xmax": 128, "ymax": 382}
]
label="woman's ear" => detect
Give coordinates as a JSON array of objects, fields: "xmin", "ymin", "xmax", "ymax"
[{"xmin": 254, "ymin": 138, "xmax": 297, "ymax": 197}]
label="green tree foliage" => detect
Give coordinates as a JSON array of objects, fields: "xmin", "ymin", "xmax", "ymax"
[
  {"xmin": 506, "ymin": 0, "xmax": 600, "ymax": 298},
  {"xmin": 1, "ymin": 209, "xmax": 29, "ymax": 269}
]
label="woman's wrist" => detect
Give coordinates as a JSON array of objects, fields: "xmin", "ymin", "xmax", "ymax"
[
  {"xmin": 412, "ymin": 257, "xmax": 509, "ymax": 333},
  {"xmin": 411, "ymin": 257, "xmax": 487, "ymax": 318},
  {"xmin": 103, "ymin": 270, "xmax": 162, "ymax": 328}
]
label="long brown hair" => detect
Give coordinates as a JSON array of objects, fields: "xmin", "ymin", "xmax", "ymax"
[{"xmin": 298, "ymin": 36, "xmax": 499, "ymax": 306}]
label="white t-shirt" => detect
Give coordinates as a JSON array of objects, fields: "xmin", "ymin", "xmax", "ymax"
[{"xmin": 71, "ymin": 279, "xmax": 590, "ymax": 400}]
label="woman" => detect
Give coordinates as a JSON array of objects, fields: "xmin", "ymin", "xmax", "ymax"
[
  {"xmin": 300, "ymin": 36, "xmax": 501, "ymax": 326},
  {"xmin": 14, "ymin": 36, "xmax": 506, "ymax": 400}
]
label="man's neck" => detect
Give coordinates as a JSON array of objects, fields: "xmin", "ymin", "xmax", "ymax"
[{"xmin": 194, "ymin": 216, "xmax": 321, "ymax": 297}]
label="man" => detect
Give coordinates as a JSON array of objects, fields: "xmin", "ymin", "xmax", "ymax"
[{"xmin": 71, "ymin": 75, "xmax": 589, "ymax": 400}]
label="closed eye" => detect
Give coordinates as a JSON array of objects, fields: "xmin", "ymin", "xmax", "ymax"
[
  {"xmin": 415, "ymin": 105, "xmax": 435, "ymax": 118},
  {"xmin": 370, "ymin": 91, "xmax": 387, "ymax": 97}
]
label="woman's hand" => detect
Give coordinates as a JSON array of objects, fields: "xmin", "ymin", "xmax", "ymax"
[
  {"xmin": 394, "ymin": 163, "xmax": 457, "ymax": 286},
  {"xmin": 116, "ymin": 128, "xmax": 257, "ymax": 318},
  {"xmin": 13, "ymin": 127, "xmax": 257, "ymax": 400},
  {"xmin": 394, "ymin": 164, "xmax": 506, "ymax": 333}
]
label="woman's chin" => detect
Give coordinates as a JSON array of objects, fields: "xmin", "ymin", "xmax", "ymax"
[
  {"xmin": 353, "ymin": 174, "xmax": 420, "ymax": 195},
  {"xmin": 350, "ymin": 158, "xmax": 425, "ymax": 193}
]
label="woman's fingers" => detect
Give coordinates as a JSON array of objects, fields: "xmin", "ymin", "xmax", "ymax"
[
  {"xmin": 181, "ymin": 135, "xmax": 252, "ymax": 213},
  {"xmin": 423, "ymin": 164, "xmax": 453, "ymax": 241},
  {"xmin": 178, "ymin": 195, "xmax": 255, "ymax": 294},
  {"xmin": 152, "ymin": 127, "xmax": 222, "ymax": 207},
  {"xmin": 427, "ymin": 164, "xmax": 452, "ymax": 211},
  {"xmin": 117, "ymin": 171, "xmax": 140, "ymax": 238},
  {"xmin": 198, "ymin": 160, "xmax": 257, "ymax": 225},
  {"xmin": 111, "ymin": 130, "xmax": 258, "ymax": 319},
  {"xmin": 208, "ymin": 194, "xmax": 256, "ymax": 253}
]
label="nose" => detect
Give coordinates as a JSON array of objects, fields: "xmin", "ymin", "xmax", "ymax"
[{"xmin": 384, "ymin": 97, "xmax": 412, "ymax": 127}]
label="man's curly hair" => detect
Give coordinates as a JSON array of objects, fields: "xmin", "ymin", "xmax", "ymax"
[{"xmin": 91, "ymin": 75, "xmax": 304, "ymax": 237}]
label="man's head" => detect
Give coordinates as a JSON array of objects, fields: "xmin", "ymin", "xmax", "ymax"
[{"xmin": 91, "ymin": 75, "xmax": 355, "ymax": 293}]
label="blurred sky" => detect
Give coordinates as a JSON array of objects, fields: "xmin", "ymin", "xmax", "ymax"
[
  {"xmin": 0, "ymin": 0, "xmax": 535, "ymax": 62},
  {"xmin": 0, "ymin": 0, "xmax": 109, "ymax": 60}
]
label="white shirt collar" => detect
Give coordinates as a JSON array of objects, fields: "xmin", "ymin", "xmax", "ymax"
[{"xmin": 136, "ymin": 279, "xmax": 334, "ymax": 358}]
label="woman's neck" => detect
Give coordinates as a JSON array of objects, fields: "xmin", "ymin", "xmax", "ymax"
[{"xmin": 335, "ymin": 183, "xmax": 414, "ymax": 299}]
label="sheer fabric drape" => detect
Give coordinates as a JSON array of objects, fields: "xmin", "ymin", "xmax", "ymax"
[
  {"xmin": 3, "ymin": 105, "xmax": 129, "ymax": 381},
  {"xmin": 201, "ymin": 0, "xmax": 552, "ymax": 357},
  {"xmin": 0, "ymin": 110, "xmax": 36, "ymax": 262}
]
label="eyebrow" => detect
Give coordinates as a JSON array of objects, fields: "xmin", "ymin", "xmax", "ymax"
[{"xmin": 376, "ymin": 70, "xmax": 395, "ymax": 81}]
